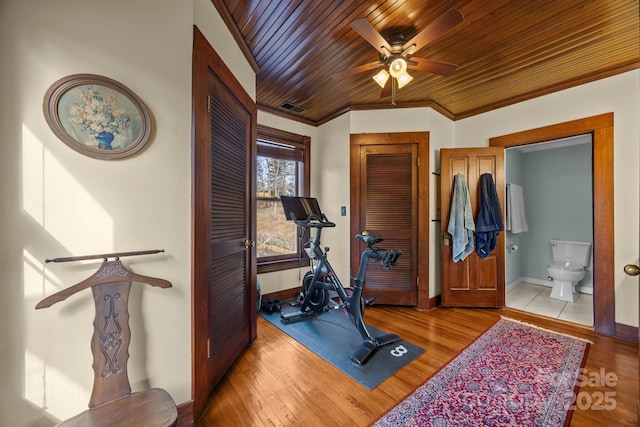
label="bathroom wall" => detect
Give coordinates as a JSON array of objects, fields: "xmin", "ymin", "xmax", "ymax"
[
  {"xmin": 506, "ymin": 136, "xmax": 594, "ymax": 292},
  {"xmin": 505, "ymin": 148, "xmax": 525, "ymax": 287}
]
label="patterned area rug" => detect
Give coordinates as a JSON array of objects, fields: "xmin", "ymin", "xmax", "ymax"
[{"xmin": 374, "ymin": 317, "xmax": 590, "ymax": 427}]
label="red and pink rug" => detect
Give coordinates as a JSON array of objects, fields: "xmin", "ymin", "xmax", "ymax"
[{"xmin": 374, "ymin": 317, "xmax": 590, "ymax": 427}]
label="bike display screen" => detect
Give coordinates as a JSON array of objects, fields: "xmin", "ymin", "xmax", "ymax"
[{"xmin": 280, "ymin": 196, "xmax": 323, "ymax": 221}]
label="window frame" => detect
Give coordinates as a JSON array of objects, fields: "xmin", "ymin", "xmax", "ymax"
[{"xmin": 256, "ymin": 124, "xmax": 311, "ymax": 274}]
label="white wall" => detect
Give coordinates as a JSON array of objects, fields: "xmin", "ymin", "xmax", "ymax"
[
  {"xmin": 314, "ymin": 114, "xmax": 353, "ymax": 281},
  {"xmin": 311, "ymin": 71, "xmax": 639, "ymax": 327},
  {"xmin": 193, "ymin": 0, "xmax": 255, "ymax": 98},
  {"xmin": 0, "ymin": 0, "xmax": 254, "ymax": 425}
]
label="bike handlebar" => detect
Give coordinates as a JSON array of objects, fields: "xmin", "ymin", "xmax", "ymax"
[
  {"xmin": 381, "ymin": 250, "xmax": 401, "ymax": 269},
  {"xmin": 355, "ymin": 233, "xmax": 402, "ymax": 269},
  {"xmin": 360, "ymin": 247, "xmax": 402, "ymax": 271},
  {"xmin": 288, "ymin": 212, "xmax": 336, "ymax": 229}
]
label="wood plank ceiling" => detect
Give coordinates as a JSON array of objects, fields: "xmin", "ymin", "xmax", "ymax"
[{"xmin": 212, "ymin": 0, "xmax": 639, "ymax": 126}]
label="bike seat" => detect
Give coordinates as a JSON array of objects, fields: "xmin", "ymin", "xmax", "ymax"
[{"xmin": 355, "ymin": 233, "xmax": 383, "ymax": 247}]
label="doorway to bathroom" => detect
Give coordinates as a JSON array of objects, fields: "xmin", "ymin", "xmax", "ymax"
[
  {"xmin": 489, "ymin": 113, "xmax": 616, "ymax": 337},
  {"xmin": 504, "ymin": 135, "xmax": 594, "ymax": 326}
]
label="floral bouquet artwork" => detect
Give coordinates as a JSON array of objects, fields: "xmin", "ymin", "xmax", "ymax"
[
  {"xmin": 67, "ymin": 85, "xmax": 131, "ymax": 150},
  {"xmin": 44, "ymin": 74, "xmax": 151, "ymax": 159}
]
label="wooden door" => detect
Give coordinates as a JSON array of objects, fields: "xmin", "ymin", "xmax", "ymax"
[
  {"xmin": 350, "ymin": 132, "xmax": 429, "ymax": 308},
  {"xmin": 440, "ymin": 147, "xmax": 505, "ymax": 307},
  {"xmin": 192, "ymin": 28, "xmax": 257, "ymax": 419},
  {"xmin": 624, "ymin": 262, "xmax": 640, "ymax": 418},
  {"xmin": 621, "ymin": 198, "xmax": 639, "ymax": 415}
]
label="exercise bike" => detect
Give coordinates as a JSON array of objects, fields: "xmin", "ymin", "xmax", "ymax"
[{"xmin": 280, "ymin": 196, "xmax": 402, "ymax": 365}]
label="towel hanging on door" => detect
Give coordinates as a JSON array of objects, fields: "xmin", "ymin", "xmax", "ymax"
[
  {"xmin": 447, "ymin": 173, "xmax": 475, "ymax": 262},
  {"xmin": 476, "ymin": 173, "xmax": 503, "ymax": 258}
]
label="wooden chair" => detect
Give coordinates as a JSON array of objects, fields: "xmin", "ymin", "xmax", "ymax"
[{"xmin": 36, "ymin": 257, "xmax": 178, "ymax": 427}]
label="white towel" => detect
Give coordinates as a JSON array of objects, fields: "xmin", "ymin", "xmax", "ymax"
[{"xmin": 506, "ymin": 183, "xmax": 528, "ymax": 233}]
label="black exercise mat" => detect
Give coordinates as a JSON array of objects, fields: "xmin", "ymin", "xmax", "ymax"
[{"xmin": 260, "ymin": 303, "xmax": 425, "ymax": 390}]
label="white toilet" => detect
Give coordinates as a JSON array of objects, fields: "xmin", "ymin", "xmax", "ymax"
[{"xmin": 546, "ymin": 240, "xmax": 591, "ymax": 302}]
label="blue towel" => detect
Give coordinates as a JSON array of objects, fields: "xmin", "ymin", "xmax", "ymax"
[
  {"xmin": 447, "ymin": 174, "xmax": 475, "ymax": 262},
  {"xmin": 476, "ymin": 173, "xmax": 504, "ymax": 258}
]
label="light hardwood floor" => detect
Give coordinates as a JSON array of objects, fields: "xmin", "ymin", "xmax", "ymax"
[{"xmin": 196, "ymin": 306, "xmax": 638, "ymax": 426}]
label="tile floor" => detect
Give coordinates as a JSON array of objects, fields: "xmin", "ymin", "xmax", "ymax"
[{"xmin": 506, "ymin": 282, "xmax": 593, "ymax": 326}]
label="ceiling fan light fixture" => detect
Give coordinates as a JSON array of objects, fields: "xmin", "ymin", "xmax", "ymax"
[
  {"xmin": 372, "ymin": 69, "xmax": 390, "ymax": 88},
  {"xmin": 388, "ymin": 57, "xmax": 408, "ymax": 78},
  {"xmin": 396, "ymin": 71, "xmax": 413, "ymax": 89}
]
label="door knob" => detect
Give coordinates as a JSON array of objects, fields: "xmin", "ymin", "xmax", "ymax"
[
  {"xmin": 623, "ymin": 264, "xmax": 640, "ymax": 276},
  {"xmin": 243, "ymin": 240, "xmax": 255, "ymax": 248}
]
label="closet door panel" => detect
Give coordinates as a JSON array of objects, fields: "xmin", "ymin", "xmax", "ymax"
[
  {"xmin": 192, "ymin": 27, "xmax": 257, "ymax": 420},
  {"xmin": 350, "ymin": 132, "xmax": 430, "ymax": 308}
]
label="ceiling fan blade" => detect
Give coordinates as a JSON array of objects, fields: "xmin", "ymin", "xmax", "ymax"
[
  {"xmin": 409, "ymin": 57, "xmax": 458, "ymax": 75},
  {"xmin": 350, "ymin": 19, "xmax": 392, "ymax": 55},
  {"xmin": 380, "ymin": 78, "xmax": 392, "ymax": 98},
  {"xmin": 402, "ymin": 8, "xmax": 463, "ymax": 53},
  {"xmin": 332, "ymin": 62, "xmax": 384, "ymax": 79}
]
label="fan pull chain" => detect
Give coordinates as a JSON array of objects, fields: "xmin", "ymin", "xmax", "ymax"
[{"xmin": 391, "ymin": 78, "xmax": 397, "ymax": 106}]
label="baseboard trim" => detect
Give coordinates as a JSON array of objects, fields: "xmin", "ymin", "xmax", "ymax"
[
  {"xmin": 262, "ymin": 288, "xmax": 300, "ymax": 302},
  {"xmin": 428, "ymin": 294, "xmax": 441, "ymax": 309},
  {"xmin": 176, "ymin": 400, "xmax": 195, "ymax": 426},
  {"xmin": 615, "ymin": 322, "xmax": 639, "ymax": 343},
  {"xmin": 263, "ymin": 289, "xmax": 443, "ymax": 310}
]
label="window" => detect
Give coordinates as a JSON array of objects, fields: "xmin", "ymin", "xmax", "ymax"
[{"xmin": 256, "ymin": 125, "xmax": 310, "ymax": 273}]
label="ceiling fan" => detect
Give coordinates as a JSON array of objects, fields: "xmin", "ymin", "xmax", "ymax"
[{"xmin": 336, "ymin": 8, "xmax": 464, "ymax": 98}]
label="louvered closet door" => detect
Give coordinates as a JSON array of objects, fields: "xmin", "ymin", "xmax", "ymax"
[
  {"xmin": 207, "ymin": 74, "xmax": 253, "ymax": 364},
  {"xmin": 358, "ymin": 144, "xmax": 418, "ymax": 305},
  {"xmin": 192, "ymin": 27, "xmax": 257, "ymax": 418}
]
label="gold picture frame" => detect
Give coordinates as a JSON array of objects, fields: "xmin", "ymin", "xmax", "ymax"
[{"xmin": 43, "ymin": 74, "xmax": 151, "ymax": 159}]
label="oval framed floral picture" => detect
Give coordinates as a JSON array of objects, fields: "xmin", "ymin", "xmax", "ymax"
[{"xmin": 43, "ymin": 74, "xmax": 152, "ymax": 159}]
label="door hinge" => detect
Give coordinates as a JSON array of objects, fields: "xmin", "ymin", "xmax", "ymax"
[
  {"xmin": 207, "ymin": 95, "xmax": 211, "ymax": 113},
  {"xmin": 207, "ymin": 338, "xmax": 211, "ymax": 359},
  {"xmin": 416, "ymin": 276, "xmax": 419, "ymax": 287}
]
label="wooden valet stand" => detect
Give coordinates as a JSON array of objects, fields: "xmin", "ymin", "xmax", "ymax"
[{"xmin": 36, "ymin": 249, "xmax": 177, "ymax": 427}]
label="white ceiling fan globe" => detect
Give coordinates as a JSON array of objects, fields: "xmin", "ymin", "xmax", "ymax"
[{"xmin": 388, "ymin": 57, "xmax": 408, "ymax": 78}]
